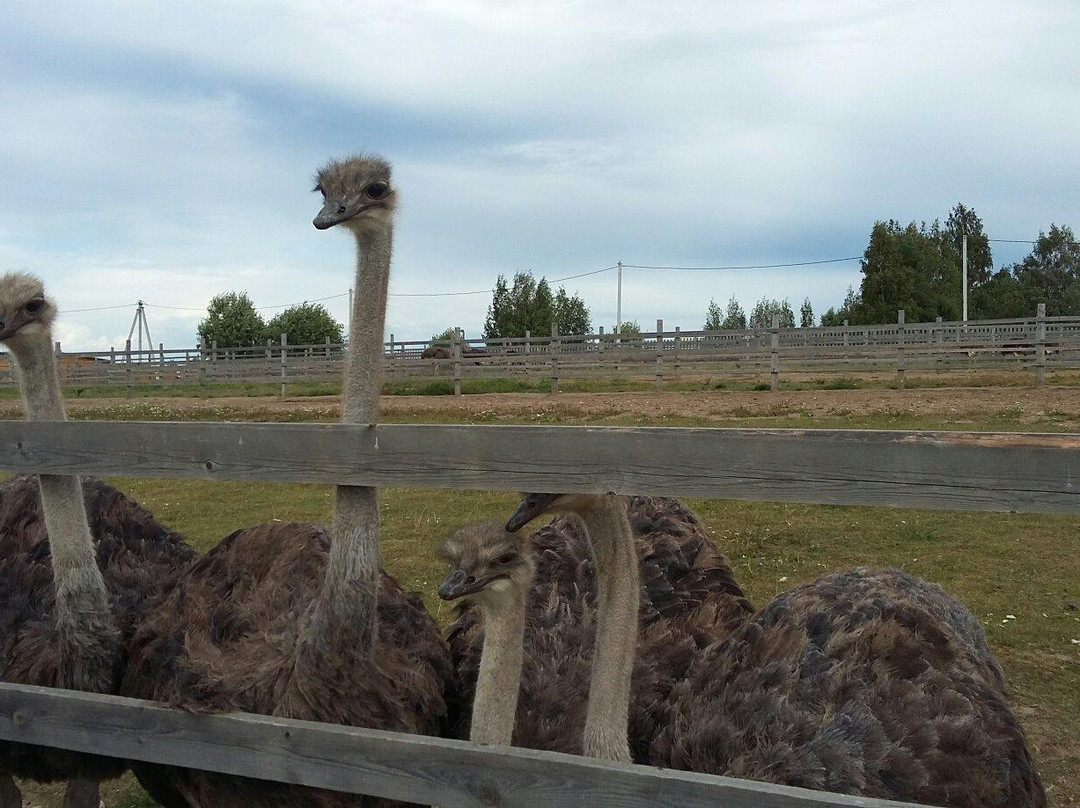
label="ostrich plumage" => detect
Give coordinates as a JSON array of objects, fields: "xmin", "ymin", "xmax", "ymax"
[
  {"xmin": 650, "ymin": 566, "xmax": 1046, "ymax": 807},
  {"xmin": 0, "ymin": 474, "xmax": 194, "ymax": 783},
  {"xmin": 445, "ymin": 496, "xmax": 752, "ymax": 762}
]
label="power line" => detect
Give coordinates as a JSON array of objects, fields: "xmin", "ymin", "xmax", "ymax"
[
  {"xmin": 988, "ymin": 238, "xmax": 1036, "ymax": 244},
  {"xmin": 59, "ymin": 303, "xmax": 138, "ymax": 313},
  {"xmin": 388, "ymin": 265, "xmax": 618, "ymax": 298},
  {"xmin": 623, "ymin": 257, "xmax": 862, "ymax": 271}
]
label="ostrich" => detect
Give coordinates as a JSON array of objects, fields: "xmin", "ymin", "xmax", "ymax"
[
  {"xmin": 649, "ymin": 566, "xmax": 1046, "ymax": 806},
  {"xmin": 0, "ymin": 273, "xmax": 194, "ymax": 808},
  {"xmin": 441, "ymin": 495, "xmax": 752, "ymax": 762},
  {"xmin": 122, "ymin": 155, "xmax": 455, "ymax": 807}
]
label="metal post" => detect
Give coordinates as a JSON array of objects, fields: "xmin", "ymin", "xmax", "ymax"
[
  {"xmin": 54, "ymin": 341, "xmax": 62, "ymax": 388},
  {"xmin": 550, "ymin": 321, "xmax": 559, "ymax": 394},
  {"xmin": 897, "ymin": 309, "xmax": 906, "ymax": 389},
  {"xmin": 655, "ymin": 318, "xmax": 664, "ymax": 389},
  {"xmin": 1036, "ymin": 303, "xmax": 1046, "ymax": 387},
  {"xmin": 962, "ymin": 234, "xmax": 968, "ymax": 323},
  {"xmin": 452, "ymin": 329, "xmax": 462, "ymax": 397},
  {"xmin": 280, "ymin": 333, "xmax": 288, "ymax": 398},
  {"xmin": 769, "ymin": 314, "xmax": 779, "ymax": 391},
  {"xmin": 615, "ymin": 261, "xmax": 623, "ymax": 336},
  {"xmin": 674, "ymin": 325, "xmax": 681, "ymax": 376},
  {"xmin": 124, "ymin": 338, "xmax": 133, "ymax": 398},
  {"xmin": 160, "ymin": 342, "xmax": 167, "ymax": 390}
]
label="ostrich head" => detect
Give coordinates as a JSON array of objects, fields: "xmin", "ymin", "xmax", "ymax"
[
  {"xmin": 505, "ymin": 493, "xmax": 611, "ymax": 532},
  {"xmin": 0, "ymin": 272, "xmax": 56, "ymax": 344},
  {"xmin": 437, "ymin": 522, "xmax": 535, "ymax": 605},
  {"xmin": 312, "ymin": 154, "xmax": 397, "ymax": 232}
]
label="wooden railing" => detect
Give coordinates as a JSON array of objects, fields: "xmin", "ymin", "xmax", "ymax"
[
  {"xmin": 3, "ymin": 307, "xmax": 1077, "ymax": 395},
  {"xmin": 2, "ymin": 419, "xmax": 1076, "ymax": 805}
]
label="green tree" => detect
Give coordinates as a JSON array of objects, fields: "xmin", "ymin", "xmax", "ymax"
[
  {"xmin": 749, "ymin": 298, "xmax": 795, "ymax": 329},
  {"xmin": 945, "ymin": 203, "xmax": 993, "ymax": 288},
  {"xmin": 799, "ymin": 297, "xmax": 814, "ymax": 328},
  {"xmin": 264, "ymin": 302, "xmax": 343, "ymax": 346},
  {"xmin": 820, "ymin": 286, "xmax": 862, "ymax": 326},
  {"xmin": 197, "ymin": 292, "xmax": 265, "ymax": 348},
  {"xmin": 703, "ymin": 299, "xmax": 723, "ymax": 330},
  {"xmin": 1013, "ymin": 224, "xmax": 1080, "ymax": 316},
  {"xmin": 721, "ymin": 295, "xmax": 747, "ymax": 329},
  {"xmin": 554, "ymin": 287, "xmax": 592, "ymax": 334},
  {"xmin": 430, "ymin": 327, "xmax": 459, "ymax": 344},
  {"xmin": 970, "ymin": 269, "xmax": 1025, "ymax": 320},
  {"xmin": 613, "ymin": 320, "xmax": 642, "ymax": 335},
  {"xmin": 859, "ymin": 219, "xmax": 960, "ymax": 324},
  {"xmin": 484, "ymin": 271, "xmax": 590, "ymax": 337}
]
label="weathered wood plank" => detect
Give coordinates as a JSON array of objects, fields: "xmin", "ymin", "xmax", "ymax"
[
  {"xmin": 0, "ymin": 683, "xmax": 928, "ymax": 808},
  {"xmin": 1, "ymin": 421, "xmax": 1079, "ymax": 513}
]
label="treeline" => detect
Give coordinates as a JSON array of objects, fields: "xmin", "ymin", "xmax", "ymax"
[
  {"xmin": 482, "ymin": 271, "xmax": 591, "ymax": 338},
  {"xmin": 702, "ymin": 205, "xmax": 1080, "ymax": 330},
  {"xmin": 196, "ymin": 292, "xmax": 344, "ymax": 347}
]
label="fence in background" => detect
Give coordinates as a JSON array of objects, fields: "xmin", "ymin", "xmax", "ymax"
[
  {"xmin": 0, "ymin": 418, "xmax": 1077, "ymax": 805},
  {"xmin": 1, "ymin": 306, "xmax": 1073, "ymax": 396}
]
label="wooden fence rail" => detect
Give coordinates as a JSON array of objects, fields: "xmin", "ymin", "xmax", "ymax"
[
  {"xmin": 4, "ymin": 309, "xmax": 1080, "ymax": 396},
  {"xmin": 0, "ymin": 684, "xmax": 924, "ymax": 808},
  {"xmin": 2, "ymin": 421, "xmax": 1079, "ymax": 514}
]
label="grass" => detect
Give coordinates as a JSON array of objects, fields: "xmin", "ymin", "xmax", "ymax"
[{"xmin": 3, "ymin": 391, "xmax": 1078, "ymax": 805}]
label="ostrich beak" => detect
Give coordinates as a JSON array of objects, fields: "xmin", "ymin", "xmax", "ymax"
[
  {"xmin": 438, "ymin": 568, "xmax": 483, "ymax": 600},
  {"xmin": 505, "ymin": 493, "xmax": 562, "ymax": 532},
  {"xmin": 313, "ymin": 197, "xmax": 359, "ymax": 230}
]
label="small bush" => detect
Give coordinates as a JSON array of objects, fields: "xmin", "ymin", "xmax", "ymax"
[
  {"xmin": 752, "ymin": 382, "xmax": 771, "ymax": 391},
  {"xmin": 822, "ymin": 378, "xmax": 859, "ymax": 390}
]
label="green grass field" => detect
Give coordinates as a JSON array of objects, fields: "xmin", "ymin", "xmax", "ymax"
[{"xmin": 3, "ymin": 390, "xmax": 1078, "ymax": 805}]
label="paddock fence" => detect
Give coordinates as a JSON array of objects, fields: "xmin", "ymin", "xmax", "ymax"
[
  {"xmin": 0, "ymin": 419, "xmax": 1077, "ymax": 806},
  {"xmin": 1, "ymin": 305, "xmax": 1074, "ymax": 396}
]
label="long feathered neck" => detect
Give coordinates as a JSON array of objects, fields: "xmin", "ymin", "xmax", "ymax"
[
  {"xmin": 471, "ymin": 588, "xmax": 527, "ymax": 746},
  {"xmin": 578, "ymin": 497, "xmax": 639, "ymax": 763},
  {"xmin": 309, "ymin": 225, "xmax": 392, "ymax": 656},
  {"xmin": 7, "ymin": 328, "xmax": 119, "ymax": 691}
]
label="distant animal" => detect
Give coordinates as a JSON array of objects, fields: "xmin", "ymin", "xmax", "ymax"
[
  {"xmin": 0, "ymin": 273, "xmax": 194, "ymax": 808},
  {"xmin": 122, "ymin": 155, "xmax": 456, "ymax": 807},
  {"xmin": 649, "ymin": 567, "xmax": 1046, "ymax": 807},
  {"xmin": 421, "ymin": 345, "xmax": 452, "ymax": 359},
  {"xmin": 441, "ymin": 495, "xmax": 751, "ymax": 763}
]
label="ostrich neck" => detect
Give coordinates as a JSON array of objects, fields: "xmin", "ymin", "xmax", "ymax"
[
  {"xmin": 8, "ymin": 330, "xmax": 117, "ymax": 689},
  {"xmin": 471, "ymin": 591, "xmax": 527, "ymax": 746},
  {"xmin": 310, "ymin": 226, "xmax": 392, "ymax": 655},
  {"xmin": 579, "ymin": 498, "xmax": 639, "ymax": 763}
]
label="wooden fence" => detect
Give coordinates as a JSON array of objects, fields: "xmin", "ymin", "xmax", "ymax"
[
  {"xmin": 0, "ymin": 419, "xmax": 1077, "ymax": 806},
  {"xmin": 2, "ymin": 306, "xmax": 1076, "ymax": 396}
]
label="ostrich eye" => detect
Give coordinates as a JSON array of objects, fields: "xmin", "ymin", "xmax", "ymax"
[
  {"xmin": 365, "ymin": 182, "xmax": 389, "ymax": 199},
  {"xmin": 496, "ymin": 552, "xmax": 517, "ymax": 565},
  {"xmin": 25, "ymin": 298, "xmax": 45, "ymax": 314}
]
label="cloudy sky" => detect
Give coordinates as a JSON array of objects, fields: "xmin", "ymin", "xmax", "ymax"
[{"xmin": 2, "ymin": 1, "xmax": 1079, "ymax": 349}]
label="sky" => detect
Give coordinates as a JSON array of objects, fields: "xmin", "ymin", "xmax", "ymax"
[{"xmin": 2, "ymin": 1, "xmax": 1079, "ymax": 350}]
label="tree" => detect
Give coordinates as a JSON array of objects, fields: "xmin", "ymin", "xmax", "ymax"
[
  {"xmin": 554, "ymin": 287, "xmax": 591, "ymax": 335},
  {"xmin": 264, "ymin": 302, "xmax": 343, "ymax": 346},
  {"xmin": 799, "ymin": 297, "xmax": 814, "ymax": 328},
  {"xmin": 484, "ymin": 271, "xmax": 590, "ymax": 337},
  {"xmin": 197, "ymin": 292, "xmax": 264, "ymax": 348},
  {"xmin": 749, "ymin": 297, "xmax": 795, "ymax": 329},
  {"xmin": 721, "ymin": 295, "xmax": 747, "ymax": 329},
  {"xmin": 703, "ymin": 299, "xmax": 723, "ymax": 330},
  {"xmin": 1012, "ymin": 224, "xmax": 1080, "ymax": 316},
  {"xmin": 858, "ymin": 219, "xmax": 960, "ymax": 324},
  {"xmin": 613, "ymin": 320, "xmax": 642, "ymax": 335},
  {"xmin": 820, "ymin": 286, "xmax": 862, "ymax": 326},
  {"xmin": 430, "ymin": 327, "xmax": 459, "ymax": 344},
  {"xmin": 944, "ymin": 203, "xmax": 993, "ymax": 288}
]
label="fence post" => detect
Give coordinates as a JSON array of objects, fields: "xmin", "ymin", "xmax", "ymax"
[
  {"xmin": 843, "ymin": 319, "xmax": 849, "ymax": 348},
  {"xmin": 325, "ymin": 336, "xmax": 332, "ymax": 360},
  {"xmin": 525, "ymin": 329, "xmax": 531, "ymax": 356},
  {"xmin": 125, "ymin": 339, "xmax": 133, "ymax": 398},
  {"xmin": 1036, "ymin": 303, "xmax": 1046, "ymax": 387},
  {"xmin": 160, "ymin": 342, "xmax": 167, "ymax": 390},
  {"xmin": 453, "ymin": 329, "xmax": 462, "ymax": 397},
  {"xmin": 550, "ymin": 322, "xmax": 559, "ymax": 394},
  {"xmin": 389, "ymin": 333, "xmax": 395, "ymax": 358},
  {"xmin": 280, "ymin": 334, "xmax": 288, "ymax": 398},
  {"xmin": 197, "ymin": 340, "xmax": 206, "ymax": 392},
  {"xmin": 769, "ymin": 314, "xmax": 779, "ymax": 391},
  {"xmin": 54, "ymin": 341, "xmax": 63, "ymax": 388},
  {"xmin": 655, "ymin": 318, "xmax": 664, "ymax": 389},
  {"xmin": 674, "ymin": 326, "xmax": 681, "ymax": 377},
  {"xmin": 896, "ymin": 309, "xmax": 906, "ymax": 389}
]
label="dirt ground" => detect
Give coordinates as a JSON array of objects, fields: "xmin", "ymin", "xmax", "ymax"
[{"xmin": 27, "ymin": 383, "xmax": 1080, "ymax": 424}]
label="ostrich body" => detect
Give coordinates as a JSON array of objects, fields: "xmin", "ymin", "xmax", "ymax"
[
  {"xmin": 122, "ymin": 156, "xmax": 455, "ymax": 807},
  {"xmin": 0, "ymin": 274, "xmax": 194, "ymax": 808},
  {"xmin": 649, "ymin": 567, "xmax": 1045, "ymax": 807},
  {"xmin": 441, "ymin": 496, "xmax": 752, "ymax": 762}
]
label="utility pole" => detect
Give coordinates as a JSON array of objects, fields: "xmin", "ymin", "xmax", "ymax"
[
  {"xmin": 126, "ymin": 301, "xmax": 153, "ymax": 358},
  {"xmin": 615, "ymin": 261, "xmax": 623, "ymax": 336},
  {"xmin": 962, "ymin": 234, "xmax": 968, "ymax": 322}
]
